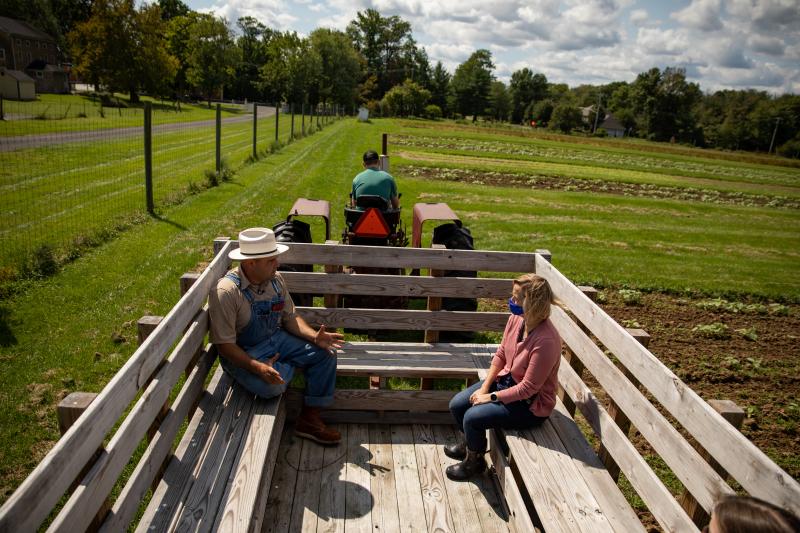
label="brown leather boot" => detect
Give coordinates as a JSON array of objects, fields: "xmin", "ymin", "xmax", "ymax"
[{"xmin": 295, "ymin": 406, "xmax": 341, "ymax": 445}]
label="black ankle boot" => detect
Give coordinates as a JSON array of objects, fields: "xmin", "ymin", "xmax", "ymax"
[
  {"xmin": 446, "ymin": 450, "xmax": 487, "ymax": 481},
  {"xmin": 443, "ymin": 438, "xmax": 467, "ymax": 460}
]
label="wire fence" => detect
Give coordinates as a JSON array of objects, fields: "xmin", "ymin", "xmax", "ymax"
[{"xmin": 0, "ymin": 96, "xmax": 342, "ymax": 279}]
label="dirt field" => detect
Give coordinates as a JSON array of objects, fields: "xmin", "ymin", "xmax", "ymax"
[{"xmin": 597, "ymin": 291, "xmax": 799, "ymax": 479}]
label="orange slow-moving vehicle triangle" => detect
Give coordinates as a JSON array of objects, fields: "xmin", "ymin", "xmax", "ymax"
[{"xmin": 353, "ymin": 207, "xmax": 390, "ymax": 238}]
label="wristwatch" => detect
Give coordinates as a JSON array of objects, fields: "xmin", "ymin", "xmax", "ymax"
[{"xmin": 490, "ymin": 393, "xmax": 498, "ymax": 402}]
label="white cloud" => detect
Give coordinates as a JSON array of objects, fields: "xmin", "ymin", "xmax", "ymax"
[
  {"xmin": 629, "ymin": 8, "xmax": 649, "ymax": 25},
  {"xmin": 188, "ymin": 0, "xmax": 800, "ymax": 93},
  {"xmin": 636, "ymin": 27, "xmax": 689, "ymax": 56},
  {"xmin": 748, "ymin": 35, "xmax": 785, "ymax": 56},
  {"xmin": 671, "ymin": 0, "xmax": 723, "ymax": 32},
  {"xmin": 201, "ymin": 0, "xmax": 299, "ymax": 30}
]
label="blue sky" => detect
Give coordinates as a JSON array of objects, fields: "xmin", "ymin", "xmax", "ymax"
[{"xmin": 184, "ymin": 0, "xmax": 800, "ymax": 94}]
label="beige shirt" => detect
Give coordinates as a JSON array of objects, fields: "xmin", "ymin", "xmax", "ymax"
[{"xmin": 208, "ymin": 266, "xmax": 296, "ymax": 345}]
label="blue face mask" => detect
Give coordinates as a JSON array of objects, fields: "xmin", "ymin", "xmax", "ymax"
[{"xmin": 508, "ymin": 297, "xmax": 524, "ymax": 316}]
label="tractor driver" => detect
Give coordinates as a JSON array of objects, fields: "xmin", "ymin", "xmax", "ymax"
[{"xmin": 351, "ymin": 150, "xmax": 400, "ymax": 209}]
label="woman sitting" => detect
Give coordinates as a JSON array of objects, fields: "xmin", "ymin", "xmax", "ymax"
[{"xmin": 445, "ymin": 273, "xmax": 562, "ymax": 481}]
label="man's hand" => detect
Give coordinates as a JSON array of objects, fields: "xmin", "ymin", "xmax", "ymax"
[
  {"xmin": 314, "ymin": 325, "xmax": 344, "ymax": 354},
  {"xmin": 252, "ymin": 354, "xmax": 284, "ymax": 385},
  {"xmin": 470, "ymin": 392, "xmax": 493, "ymax": 405}
]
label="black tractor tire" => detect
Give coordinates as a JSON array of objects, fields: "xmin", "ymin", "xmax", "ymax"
[
  {"xmin": 433, "ymin": 223, "xmax": 478, "ymax": 342},
  {"xmin": 273, "ymin": 218, "xmax": 313, "ymax": 307}
]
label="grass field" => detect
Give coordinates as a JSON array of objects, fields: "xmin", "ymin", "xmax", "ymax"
[
  {"xmin": 0, "ymin": 93, "xmax": 246, "ymax": 136},
  {"xmin": 0, "ymin": 102, "xmax": 324, "ymax": 274},
  {"xmin": 0, "ymin": 117, "xmax": 798, "ymax": 509}
]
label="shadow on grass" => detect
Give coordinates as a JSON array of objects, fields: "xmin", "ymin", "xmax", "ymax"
[
  {"xmin": 0, "ymin": 305, "xmax": 17, "ymax": 346},
  {"xmin": 149, "ymin": 213, "xmax": 188, "ymax": 231}
]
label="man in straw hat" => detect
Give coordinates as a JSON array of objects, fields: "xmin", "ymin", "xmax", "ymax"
[{"xmin": 209, "ymin": 227, "xmax": 344, "ymax": 444}]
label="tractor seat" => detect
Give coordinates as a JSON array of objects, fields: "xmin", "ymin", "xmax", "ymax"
[{"xmin": 354, "ymin": 195, "xmax": 391, "ymax": 210}]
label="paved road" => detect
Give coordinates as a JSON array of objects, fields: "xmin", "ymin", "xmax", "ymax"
[{"xmin": 0, "ymin": 105, "xmax": 276, "ymax": 152}]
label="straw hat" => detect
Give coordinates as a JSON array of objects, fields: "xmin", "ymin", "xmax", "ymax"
[{"xmin": 228, "ymin": 228, "xmax": 289, "ymax": 261}]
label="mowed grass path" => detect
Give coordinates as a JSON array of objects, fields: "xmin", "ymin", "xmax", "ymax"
[{"xmin": 1, "ymin": 117, "xmax": 798, "ymax": 502}]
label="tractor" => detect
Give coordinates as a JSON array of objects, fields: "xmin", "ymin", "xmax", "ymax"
[{"xmin": 272, "ymin": 138, "xmax": 477, "ymax": 339}]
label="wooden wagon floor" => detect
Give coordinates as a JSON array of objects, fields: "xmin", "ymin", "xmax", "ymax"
[{"xmin": 263, "ymin": 422, "xmax": 513, "ymax": 533}]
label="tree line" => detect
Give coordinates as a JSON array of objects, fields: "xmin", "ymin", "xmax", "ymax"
[{"xmin": 3, "ymin": 0, "xmax": 799, "ymax": 158}]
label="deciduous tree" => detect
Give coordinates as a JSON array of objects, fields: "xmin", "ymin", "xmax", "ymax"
[
  {"xmin": 451, "ymin": 49, "xmax": 494, "ymax": 122},
  {"xmin": 69, "ymin": 0, "xmax": 177, "ymax": 102},
  {"xmin": 185, "ymin": 14, "xmax": 241, "ymax": 106}
]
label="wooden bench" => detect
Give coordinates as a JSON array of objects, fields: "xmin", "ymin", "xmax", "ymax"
[{"xmin": 1, "ymin": 240, "xmax": 797, "ymax": 533}]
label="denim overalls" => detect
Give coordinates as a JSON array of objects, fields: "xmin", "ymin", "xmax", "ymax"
[{"xmin": 220, "ymin": 272, "xmax": 336, "ymax": 406}]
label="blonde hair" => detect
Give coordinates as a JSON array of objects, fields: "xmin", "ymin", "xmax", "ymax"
[{"xmin": 514, "ymin": 274, "xmax": 558, "ymax": 329}]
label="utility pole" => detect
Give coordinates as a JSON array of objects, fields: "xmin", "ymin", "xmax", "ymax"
[
  {"xmin": 593, "ymin": 93, "xmax": 603, "ymax": 133},
  {"xmin": 768, "ymin": 117, "xmax": 782, "ymax": 155}
]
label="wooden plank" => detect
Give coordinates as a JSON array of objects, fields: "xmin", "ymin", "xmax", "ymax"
[
  {"xmin": 262, "ymin": 429, "xmax": 301, "ymax": 533},
  {"xmin": 536, "ymin": 254, "xmax": 800, "ymax": 513},
  {"xmin": 412, "ymin": 424, "xmax": 456, "ymax": 533},
  {"xmin": 103, "ymin": 347, "xmax": 215, "ymax": 532},
  {"xmin": 424, "ymin": 243, "xmax": 446, "ymax": 347},
  {"xmin": 137, "ymin": 366, "xmax": 232, "ymax": 532},
  {"xmin": 368, "ymin": 425, "xmax": 400, "ymax": 533},
  {"xmin": 600, "ymin": 328, "xmax": 650, "ymax": 481},
  {"xmin": 547, "ymin": 401, "xmax": 646, "ymax": 533},
  {"xmin": 678, "ymin": 400, "xmax": 746, "ymax": 528},
  {"xmin": 276, "ymin": 242, "xmax": 537, "ymax": 272},
  {"xmin": 170, "ymin": 385, "xmax": 256, "ymax": 531},
  {"xmin": 318, "ymin": 410, "xmax": 454, "ymax": 426},
  {"xmin": 557, "ymin": 358, "xmax": 699, "ymax": 533},
  {"xmin": 432, "ymin": 425, "xmax": 490, "ymax": 533},
  {"xmin": 51, "ymin": 310, "xmax": 210, "ymax": 532},
  {"xmin": 317, "ymin": 424, "xmax": 347, "ymax": 533},
  {"xmin": 215, "ymin": 396, "xmax": 285, "ymax": 532},
  {"xmin": 0, "ymin": 240, "xmax": 235, "ymax": 533},
  {"xmin": 390, "ymin": 425, "xmax": 429, "ymax": 532},
  {"xmin": 559, "ymin": 286, "xmax": 597, "ymax": 417},
  {"xmin": 549, "ymin": 305, "xmax": 732, "ymax": 514},
  {"xmin": 298, "ymin": 307, "xmax": 509, "ymax": 332},
  {"xmin": 503, "ymin": 425, "xmax": 579, "ymax": 533},
  {"xmin": 282, "ymin": 271, "xmax": 512, "ymax": 298},
  {"xmin": 285, "ymin": 389, "xmax": 453, "ymax": 412},
  {"xmin": 323, "ymin": 240, "xmax": 343, "ymax": 309},
  {"xmin": 345, "ymin": 423, "xmax": 372, "ymax": 533},
  {"xmin": 489, "ymin": 431, "xmax": 537, "ymax": 533},
  {"xmin": 519, "ymin": 423, "xmax": 614, "ymax": 532},
  {"xmin": 288, "ymin": 435, "xmax": 325, "ymax": 532}
]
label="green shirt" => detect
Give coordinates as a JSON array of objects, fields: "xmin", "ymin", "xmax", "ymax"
[{"xmin": 352, "ymin": 168, "xmax": 398, "ymax": 205}]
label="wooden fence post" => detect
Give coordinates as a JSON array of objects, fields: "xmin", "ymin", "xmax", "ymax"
[
  {"xmin": 215, "ymin": 103, "xmax": 221, "ymax": 174},
  {"xmin": 323, "ymin": 240, "xmax": 342, "ymax": 310},
  {"xmin": 290, "ymin": 103, "xmax": 295, "ymax": 140},
  {"xmin": 421, "ymin": 244, "xmax": 447, "ymax": 391},
  {"xmin": 274, "ymin": 101, "xmax": 279, "ymax": 141},
  {"xmin": 57, "ymin": 392, "xmax": 98, "ymax": 437},
  {"xmin": 598, "ymin": 328, "xmax": 650, "ymax": 481},
  {"xmin": 678, "ymin": 400, "xmax": 745, "ymax": 527},
  {"xmin": 144, "ymin": 102, "xmax": 153, "ymax": 214},
  {"xmin": 559, "ymin": 286, "xmax": 597, "ymax": 416},
  {"xmin": 57, "ymin": 392, "xmax": 109, "ymax": 530},
  {"xmin": 252, "ymin": 102, "xmax": 258, "ymax": 160}
]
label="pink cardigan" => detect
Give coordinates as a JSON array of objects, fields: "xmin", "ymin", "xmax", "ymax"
[{"xmin": 491, "ymin": 315, "xmax": 562, "ymax": 417}]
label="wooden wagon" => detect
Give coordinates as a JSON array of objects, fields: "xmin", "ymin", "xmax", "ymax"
[{"xmin": 1, "ymin": 239, "xmax": 798, "ymax": 532}]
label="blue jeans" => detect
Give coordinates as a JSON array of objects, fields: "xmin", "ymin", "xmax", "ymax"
[
  {"xmin": 449, "ymin": 380, "xmax": 546, "ymax": 453},
  {"xmin": 221, "ymin": 329, "xmax": 336, "ymax": 407}
]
